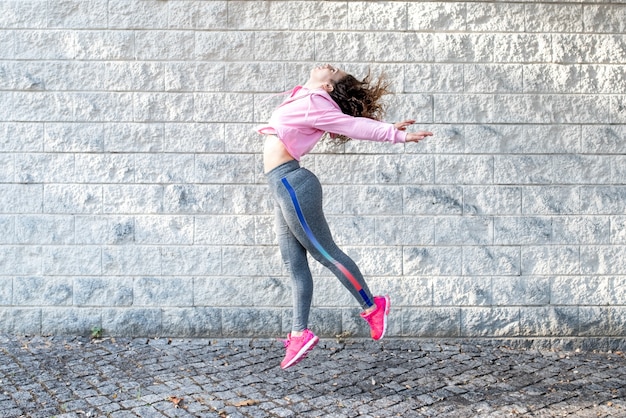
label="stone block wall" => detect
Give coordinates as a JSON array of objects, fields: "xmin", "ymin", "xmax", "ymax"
[{"xmin": 1, "ymin": 1, "xmax": 625, "ymax": 348}]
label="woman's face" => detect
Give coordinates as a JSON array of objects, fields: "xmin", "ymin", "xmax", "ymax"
[{"xmin": 309, "ymin": 64, "xmax": 347, "ymax": 86}]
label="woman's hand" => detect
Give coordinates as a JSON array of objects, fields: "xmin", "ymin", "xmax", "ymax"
[
  {"xmin": 405, "ymin": 131, "xmax": 433, "ymax": 143},
  {"xmin": 393, "ymin": 120, "xmax": 433, "ymax": 142},
  {"xmin": 393, "ymin": 120, "xmax": 416, "ymax": 131}
]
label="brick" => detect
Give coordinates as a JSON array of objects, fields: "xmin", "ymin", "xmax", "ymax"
[
  {"xmin": 74, "ymin": 276, "xmax": 132, "ymax": 306},
  {"xmin": 194, "ymin": 93, "xmax": 254, "ymax": 122},
  {"xmin": 15, "ymin": 215, "xmax": 74, "ymax": 244},
  {"xmin": 401, "ymin": 307, "xmax": 461, "ymax": 337},
  {"xmin": 136, "ymin": 31, "xmax": 194, "ymax": 61},
  {"xmin": 102, "ymin": 308, "xmax": 162, "ymax": 337},
  {"xmin": 525, "ymin": 4, "xmax": 583, "ymax": 33},
  {"xmin": 434, "ymin": 94, "xmax": 493, "ymax": 123},
  {"xmin": 403, "ymin": 186, "xmax": 463, "ymax": 215},
  {"xmin": 195, "ymin": 215, "xmax": 255, "ymax": 246},
  {"xmin": 494, "ymin": 155, "xmax": 554, "ymax": 185},
  {"xmin": 345, "ymin": 247, "xmax": 402, "ymax": 277},
  {"xmin": 433, "ymin": 276, "xmax": 492, "ymax": 306},
  {"xmin": 108, "ymin": 0, "xmax": 168, "ymax": 29},
  {"xmin": 41, "ymin": 307, "xmax": 101, "ymax": 336},
  {"xmin": 160, "ymin": 246, "xmax": 220, "ymax": 276},
  {"xmin": 194, "ymin": 276, "xmax": 289, "ymax": 307},
  {"xmin": 349, "ymin": 1, "xmax": 407, "ymax": 31},
  {"xmin": 105, "ymin": 62, "xmax": 164, "ymax": 92},
  {"xmin": 462, "ymin": 246, "xmax": 520, "ymax": 276},
  {"xmin": 105, "ymin": 123, "xmax": 163, "ymax": 153},
  {"xmin": 0, "ymin": 308, "xmax": 41, "ymax": 334},
  {"xmin": 494, "ymin": 216, "xmax": 552, "ymax": 245},
  {"xmin": 553, "ymin": 34, "xmax": 626, "ymax": 64},
  {"xmin": 522, "ymin": 186, "xmax": 579, "ymax": 215},
  {"xmin": 75, "ymin": 31, "xmax": 134, "ymax": 60},
  {"xmin": 225, "ymin": 62, "xmax": 285, "ymax": 93},
  {"xmin": 103, "ymin": 185, "xmax": 163, "ymax": 214},
  {"xmin": 466, "ymin": 2, "xmax": 524, "ymax": 32},
  {"xmin": 160, "ymin": 307, "xmax": 221, "ymax": 337},
  {"xmin": 375, "ymin": 216, "xmax": 435, "ymax": 246},
  {"xmin": 465, "ymin": 64, "xmax": 523, "ymax": 93},
  {"xmin": 580, "ymin": 186, "xmax": 626, "ymax": 214},
  {"xmin": 519, "ymin": 306, "xmax": 578, "ymax": 337},
  {"xmin": 0, "ymin": 123, "xmax": 43, "ymax": 152},
  {"xmin": 523, "ymin": 64, "xmax": 580, "ymax": 94},
  {"xmin": 12, "ymin": 276, "xmax": 71, "ymax": 306},
  {"xmin": 221, "ymin": 246, "xmax": 282, "ymax": 277},
  {"xmin": 461, "ymin": 307, "xmax": 519, "ymax": 337},
  {"xmin": 16, "ymin": 153, "xmax": 74, "ymax": 184},
  {"xmin": 404, "ymin": 64, "xmax": 464, "ymax": 93},
  {"xmin": 435, "ymin": 155, "xmax": 492, "ymax": 185},
  {"xmin": 164, "ymin": 62, "xmax": 223, "ymax": 92},
  {"xmin": 0, "ymin": 217, "xmax": 13, "ymax": 244},
  {"xmin": 552, "ymin": 276, "xmax": 609, "ymax": 306},
  {"xmin": 494, "ymin": 34, "xmax": 552, "ymax": 63},
  {"xmin": 163, "ymin": 123, "xmax": 225, "ymax": 153},
  {"xmin": 167, "ymin": 1, "xmax": 227, "ymax": 30},
  {"xmin": 43, "ymin": 246, "xmax": 101, "ymax": 276},
  {"xmin": 135, "ymin": 154, "xmax": 194, "ymax": 184},
  {"xmin": 134, "ymin": 215, "xmax": 193, "ymax": 245},
  {"xmin": 492, "ymin": 276, "xmax": 550, "ymax": 306},
  {"xmin": 74, "ymin": 154, "xmax": 134, "ymax": 184},
  {"xmin": 221, "ymin": 308, "xmax": 282, "ymax": 337},
  {"xmin": 463, "ymin": 186, "xmax": 521, "ymax": 216},
  {"xmin": 44, "ymin": 184, "xmax": 103, "ymax": 214},
  {"xmin": 385, "ymin": 93, "xmax": 433, "ymax": 124},
  {"xmin": 434, "ymin": 33, "xmax": 493, "ymax": 63},
  {"xmin": 580, "ymin": 245, "xmax": 626, "ymax": 275},
  {"xmin": 0, "ymin": 246, "xmax": 43, "ymax": 276},
  {"xmin": 435, "ymin": 216, "xmax": 492, "ymax": 245},
  {"xmin": 47, "ymin": 0, "xmax": 108, "ymax": 29},
  {"xmin": 102, "ymin": 246, "xmax": 161, "ymax": 276},
  {"xmin": 44, "ymin": 123, "xmax": 105, "ymax": 152},
  {"xmin": 162, "ymin": 184, "xmax": 223, "ymax": 214},
  {"xmin": 317, "ymin": 155, "xmax": 378, "ymax": 184},
  {"xmin": 409, "ymin": 2, "xmax": 466, "ymax": 31},
  {"xmin": 611, "ymin": 216, "xmax": 626, "ymax": 244},
  {"xmin": 611, "ymin": 96, "xmax": 626, "ymax": 124},
  {"xmin": 403, "ymin": 246, "xmax": 463, "ymax": 276},
  {"xmin": 195, "ymin": 31, "xmax": 255, "ymax": 61},
  {"xmin": 133, "ymin": 93, "xmax": 193, "ymax": 122},
  {"xmin": 133, "ymin": 277, "xmax": 193, "ymax": 307},
  {"xmin": 0, "ymin": 185, "xmax": 42, "ymax": 213},
  {"xmin": 585, "ymin": 5, "xmax": 626, "ymax": 33},
  {"xmin": 552, "ymin": 216, "xmax": 610, "ymax": 245},
  {"xmin": 345, "ymin": 185, "xmax": 403, "ymax": 215},
  {"xmin": 0, "ymin": 1, "xmax": 47, "ymax": 29},
  {"xmin": 288, "ymin": 1, "xmax": 347, "ymax": 30},
  {"xmin": 521, "ymin": 246, "xmax": 580, "ymax": 275},
  {"xmin": 195, "ymin": 154, "xmax": 255, "ymax": 184}
]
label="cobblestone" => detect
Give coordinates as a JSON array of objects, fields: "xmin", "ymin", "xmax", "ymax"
[{"xmin": 0, "ymin": 335, "xmax": 625, "ymax": 417}]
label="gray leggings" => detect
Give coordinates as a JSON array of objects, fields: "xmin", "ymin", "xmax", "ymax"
[{"xmin": 266, "ymin": 160, "xmax": 375, "ymax": 332}]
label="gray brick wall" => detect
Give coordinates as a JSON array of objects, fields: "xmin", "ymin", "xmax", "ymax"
[{"xmin": 1, "ymin": 1, "xmax": 625, "ymax": 348}]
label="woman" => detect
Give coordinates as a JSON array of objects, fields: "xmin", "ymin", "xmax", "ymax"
[{"xmin": 258, "ymin": 64, "xmax": 433, "ymax": 369}]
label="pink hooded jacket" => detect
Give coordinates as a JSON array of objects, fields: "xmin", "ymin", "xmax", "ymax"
[{"xmin": 256, "ymin": 86, "xmax": 406, "ymax": 161}]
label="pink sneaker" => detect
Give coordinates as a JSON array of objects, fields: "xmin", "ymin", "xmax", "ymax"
[
  {"xmin": 360, "ymin": 295, "xmax": 390, "ymax": 340},
  {"xmin": 280, "ymin": 329, "xmax": 319, "ymax": 369}
]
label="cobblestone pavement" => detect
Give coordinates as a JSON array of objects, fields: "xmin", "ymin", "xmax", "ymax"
[{"xmin": 1, "ymin": 335, "xmax": 625, "ymax": 418}]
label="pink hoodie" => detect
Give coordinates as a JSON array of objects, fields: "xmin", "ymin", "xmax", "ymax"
[{"xmin": 256, "ymin": 86, "xmax": 406, "ymax": 161}]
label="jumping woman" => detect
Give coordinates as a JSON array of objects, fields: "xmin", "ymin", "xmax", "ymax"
[{"xmin": 257, "ymin": 64, "xmax": 433, "ymax": 369}]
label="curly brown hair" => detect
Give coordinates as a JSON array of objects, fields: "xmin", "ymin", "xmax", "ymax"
[{"xmin": 327, "ymin": 70, "xmax": 391, "ymax": 142}]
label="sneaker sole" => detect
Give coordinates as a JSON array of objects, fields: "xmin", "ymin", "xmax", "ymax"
[{"xmin": 281, "ymin": 336, "xmax": 319, "ymax": 369}]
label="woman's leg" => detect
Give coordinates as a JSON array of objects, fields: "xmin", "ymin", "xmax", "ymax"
[
  {"xmin": 274, "ymin": 203, "xmax": 313, "ymax": 333},
  {"xmin": 277, "ymin": 168, "xmax": 375, "ymax": 310}
]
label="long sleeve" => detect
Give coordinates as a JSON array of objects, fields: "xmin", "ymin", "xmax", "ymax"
[{"xmin": 308, "ymin": 94, "xmax": 406, "ymax": 144}]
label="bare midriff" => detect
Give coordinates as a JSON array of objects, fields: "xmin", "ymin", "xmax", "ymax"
[{"xmin": 263, "ymin": 134, "xmax": 296, "ymax": 173}]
